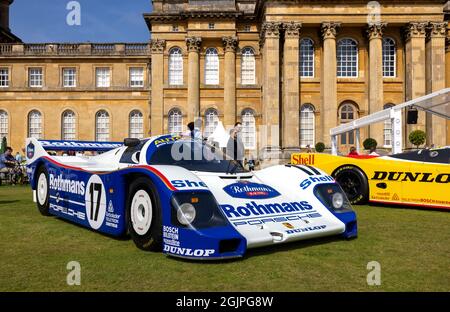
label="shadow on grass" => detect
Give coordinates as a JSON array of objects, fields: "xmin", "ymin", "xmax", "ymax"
[
  {"xmin": 366, "ymin": 202, "xmax": 450, "ymax": 213},
  {"xmin": 0, "ymin": 200, "xmax": 20, "ymax": 205}
]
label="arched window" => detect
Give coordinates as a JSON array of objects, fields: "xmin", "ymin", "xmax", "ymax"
[
  {"xmin": 241, "ymin": 47, "xmax": 255, "ymax": 85},
  {"xmin": 95, "ymin": 110, "xmax": 110, "ymax": 142},
  {"xmin": 339, "ymin": 103, "xmax": 357, "ymax": 145},
  {"xmin": 169, "ymin": 47, "xmax": 183, "ymax": 85},
  {"xmin": 61, "ymin": 110, "xmax": 76, "ymax": 140},
  {"xmin": 241, "ymin": 109, "xmax": 256, "ymax": 150},
  {"xmin": 0, "ymin": 110, "xmax": 8, "ymax": 141},
  {"xmin": 383, "ymin": 103, "xmax": 395, "ymax": 147},
  {"xmin": 299, "ymin": 38, "xmax": 314, "ymax": 77},
  {"xmin": 28, "ymin": 110, "xmax": 42, "ymax": 139},
  {"xmin": 129, "ymin": 110, "xmax": 144, "ymax": 139},
  {"xmin": 168, "ymin": 108, "xmax": 183, "ymax": 135},
  {"xmin": 300, "ymin": 104, "xmax": 315, "ymax": 147},
  {"xmin": 204, "ymin": 108, "xmax": 219, "ymax": 139},
  {"xmin": 382, "ymin": 38, "xmax": 396, "ymax": 78},
  {"xmin": 337, "ymin": 38, "xmax": 358, "ymax": 77},
  {"xmin": 205, "ymin": 48, "xmax": 219, "ymax": 85}
]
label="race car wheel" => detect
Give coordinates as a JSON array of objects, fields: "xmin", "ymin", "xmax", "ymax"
[
  {"xmin": 333, "ymin": 166, "xmax": 369, "ymax": 205},
  {"xmin": 126, "ymin": 177, "xmax": 162, "ymax": 251},
  {"xmin": 36, "ymin": 166, "xmax": 51, "ymax": 216}
]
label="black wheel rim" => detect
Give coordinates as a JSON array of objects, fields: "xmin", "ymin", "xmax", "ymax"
[{"xmin": 336, "ymin": 172, "xmax": 361, "ymax": 201}]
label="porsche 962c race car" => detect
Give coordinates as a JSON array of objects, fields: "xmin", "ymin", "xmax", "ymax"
[{"xmin": 26, "ymin": 135, "xmax": 357, "ymax": 260}]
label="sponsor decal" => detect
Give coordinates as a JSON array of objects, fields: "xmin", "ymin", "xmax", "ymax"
[
  {"xmin": 392, "ymin": 193, "xmax": 399, "ymax": 201},
  {"xmin": 282, "ymin": 222, "xmax": 294, "ymax": 229},
  {"xmin": 223, "ymin": 181, "xmax": 281, "ymax": 199},
  {"xmin": 285, "ymin": 225, "xmax": 327, "ymax": 235},
  {"xmin": 105, "ymin": 200, "xmax": 120, "ymax": 229},
  {"xmin": 291, "ymin": 154, "xmax": 315, "ymax": 165},
  {"xmin": 371, "ymin": 171, "xmax": 450, "ymax": 183},
  {"xmin": 171, "ymin": 180, "xmax": 207, "ymax": 188},
  {"xmin": 40, "ymin": 140, "xmax": 122, "ymax": 150},
  {"xmin": 27, "ymin": 143, "xmax": 35, "ymax": 159},
  {"xmin": 50, "ymin": 203, "xmax": 85, "ymax": 220},
  {"xmin": 49, "ymin": 174, "xmax": 85, "ymax": 196},
  {"xmin": 221, "ymin": 200, "xmax": 313, "ymax": 219},
  {"xmin": 154, "ymin": 136, "xmax": 179, "ymax": 147},
  {"xmin": 232, "ymin": 213, "xmax": 321, "ymax": 227},
  {"xmin": 163, "ymin": 245, "xmax": 215, "ymax": 257},
  {"xmin": 300, "ymin": 175, "xmax": 334, "ymax": 190},
  {"xmin": 163, "ymin": 226, "xmax": 180, "ymax": 247}
]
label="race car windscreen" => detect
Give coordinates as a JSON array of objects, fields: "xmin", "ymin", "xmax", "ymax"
[{"xmin": 149, "ymin": 140, "xmax": 248, "ymax": 173}]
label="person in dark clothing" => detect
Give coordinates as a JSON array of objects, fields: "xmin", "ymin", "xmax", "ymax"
[{"xmin": 226, "ymin": 122, "xmax": 245, "ymax": 165}]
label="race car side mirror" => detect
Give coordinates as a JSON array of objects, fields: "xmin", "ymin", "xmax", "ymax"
[{"xmin": 124, "ymin": 138, "xmax": 140, "ymax": 147}]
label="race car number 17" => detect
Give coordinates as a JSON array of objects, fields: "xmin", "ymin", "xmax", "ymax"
[{"xmin": 85, "ymin": 175, "xmax": 107, "ymax": 230}]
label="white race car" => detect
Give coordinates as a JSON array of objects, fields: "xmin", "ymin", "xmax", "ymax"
[{"xmin": 26, "ymin": 135, "xmax": 357, "ymax": 260}]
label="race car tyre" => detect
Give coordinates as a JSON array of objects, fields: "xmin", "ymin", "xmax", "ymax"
[
  {"xmin": 333, "ymin": 166, "xmax": 369, "ymax": 205},
  {"xmin": 126, "ymin": 177, "xmax": 162, "ymax": 251},
  {"xmin": 36, "ymin": 166, "xmax": 51, "ymax": 216}
]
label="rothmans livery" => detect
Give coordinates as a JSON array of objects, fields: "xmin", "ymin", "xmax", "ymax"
[{"xmin": 26, "ymin": 135, "xmax": 357, "ymax": 260}]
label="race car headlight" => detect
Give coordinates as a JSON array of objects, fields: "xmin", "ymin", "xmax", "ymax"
[
  {"xmin": 332, "ymin": 192, "xmax": 344, "ymax": 209},
  {"xmin": 176, "ymin": 203, "xmax": 196, "ymax": 225},
  {"xmin": 313, "ymin": 183, "xmax": 353, "ymax": 213}
]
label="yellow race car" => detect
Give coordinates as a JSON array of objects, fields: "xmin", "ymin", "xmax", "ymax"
[{"xmin": 291, "ymin": 148, "xmax": 450, "ymax": 210}]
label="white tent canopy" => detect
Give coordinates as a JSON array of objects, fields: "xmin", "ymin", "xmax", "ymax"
[{"xmin": 207, "ymin": 121, "xmax": 230, "ymax": 148}]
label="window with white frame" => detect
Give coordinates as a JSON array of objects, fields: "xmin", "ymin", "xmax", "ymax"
[
  {"xmin": 299, "ymin": 38, "xmax": 314, "ymax": 77},
  {"xmin": 169, "ymin": 48, "xmax": 183, "ymax": 86},
  {"xmin": 383, "ymin": 103, "xmax": 395, "ymax": 147},
  {"xmin": 28, "ymin": 110, "xmax": 42, "ymax": 139},
  {"xmin": 96, "ymin": 68, "xmax": 110, "ymax": 88},
  {"xmin": 0, "ymin": 68, "xmax": 9, "ymax": 87},
  {"xmin": 205, "ymin": 48, "xmax": 219, "ymax": 85},
  {"xmin": 382, "ymin": 38, "xmax": 396, "ymax": 78},
  {"xmin": 208, "ymin": 23, "xmax": 215, "ymax": 30},
  {"xmin": 339, "ymin": 103, "xmax": 357, "ymax": 145},
  {"xmin": 129, "ymin": 110, "xmax": 144, "ymax": 139},
  {"xmin": 204, "ymin": 108, "xmax": 219, "ymax": 138},
  {"xmin": 130, "ymin": 67, "xmax": 144, "ymax": 87},
  {"xmin": 300, "ymin": 104, "xmax": 315, "ymax": 147},
  {"xmin": 337, "ymin": 39, "xmax": 358, "ymax": 78},
  {"xmin": 0, "ymin": 110, "xmax": 8, "ymax": 140},
  {"xmin": 168, "ymin": 108, "xmax": 183, "ymax": 135},
  {"xmin": 63, "ymin": 68, "xmax": 76, "ymax": 87},
  {"xmin": 242, "ymin": 109, "xmax": 256, "ymax": 150},
  {"xmin": 241, "ymin": 47, "xmax": 255, "ymax": 85},
  {"xmin": 95, "ymin": 110, "xmax": 110, "ymax": 142},
  {"xmin": 29, "ymin": 68, "xmax": 43, "ymax": 87},
  {"xmin": 61, "ymin": 110, "xmax": 76, "ymax": 140}
]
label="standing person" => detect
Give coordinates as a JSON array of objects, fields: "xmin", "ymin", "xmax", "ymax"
[
  {"xmin": 368, "ymin": 146, "xmax": 379, "ymax": 156},
  {"xmin": 227, "ymin": 122, "xmax": 244, "ymax": 165},
  {"xmin": 184, "ymin": 121, "xmax": 202, "ymax": 140}
]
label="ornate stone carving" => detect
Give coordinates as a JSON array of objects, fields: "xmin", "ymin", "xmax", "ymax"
[
  {"xmin": 446, "ymin": 36, "xmax": 450, "ymax": 52},
  {"xmin": 185, "ymin": 36, "xmax": 202, "ymax": 52},
  {"xmin": 403, "ymin": 22, "xmax": 427, "ymax": 41},
  {"xmin": 321, "ymin": 22, "xmax": 341, "ymax": 40},
  {"xmin": 222, "ymin": 36, "xmax": 238, "ymax": 53},
  {"xmin": 366, "ymin": 23, "xmax": 387, "ymax": 40},
  {"xmin": 283, "ymin": 22, "xmax": 302, "ymax": 37},
  {"xmin": 427, "ymin": 22, "xmax": 447, "ymax": 39},
  {"xmin": 260, "ymin": 22, "xmax": 282, "ymax": 38},
  {"xmin": 149, "ymin": 39, "xmax": 166, "ymax": 53}
]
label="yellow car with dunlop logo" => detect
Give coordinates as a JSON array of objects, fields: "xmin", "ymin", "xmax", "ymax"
[{"xmin": 290, "ymin": 148, "xmax": 450, "ymax": 210}]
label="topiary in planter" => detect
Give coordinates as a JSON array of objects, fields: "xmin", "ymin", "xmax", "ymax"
[
  {"xmin": 315, "ymin": 142, "xmax": 325, "ymax": 153},
  {"xmin": 363, "ymin": 138, "xmax": 377, "ymax": 150},
  {"xmin": 408, "ymin": 130, "xmax": 426, "ymax": 148}
]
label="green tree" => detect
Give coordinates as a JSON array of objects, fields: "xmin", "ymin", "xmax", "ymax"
[
  {"xmin": 0, "ymin": 137, "xmax": 7, "ymax": 154},
  {"xmin": 315, "ymin": 142, "xmax": 325, "ymax": 153},
  {"xmin": 363, "ymin": 138, "xmax": 377, "ymax": 150},
  {"xmin": 408, "ymin": 130, "xmax": 426, "ymax": 148}
]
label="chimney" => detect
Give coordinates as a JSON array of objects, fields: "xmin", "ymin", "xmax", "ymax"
[{"xmin": 0, "ymin": 0, "xmax": 13, "ymax": 31}]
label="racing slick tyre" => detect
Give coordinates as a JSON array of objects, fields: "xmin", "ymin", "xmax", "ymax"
[
  {"xmin": 36, "ymin": 166, "xmax": 51, "ymax": 216},
  {"xmin": 333, "ymin": 165, "xmax": 369, "ymax": 205},
  {"xmin": 126, "ymin": 177, "xmax": 162, "ymax": 251}
]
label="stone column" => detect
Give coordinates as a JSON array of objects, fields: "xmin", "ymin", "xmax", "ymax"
[
  {"xmin": 222, "ymin": 36, "xmax": 238, "ymax": 128},
  {"xmin": 320, "ymin": 22, "xmax": 340, "ymax": 146},
  {"xmin": 282, "ymin": 22, "xmax": 302, "ymax": 148},
  {"xmin": 425, "ymin": 22, "xmax": 447, "ymax": 146},
  {"xmin": 186, "ymin": 37, "xmax": 202, "ymax": 123},
  {"xmin": 150, "ymin": 39, "xmax": 166, "ymax": 136},
  {"xmin": 404, "ymin": 22, "xmax": 427, "ymax": 146},
  {"xmin": 260, "ymin": 22, "xmax": 282, "ymax": 147},
  {"xmin": 367, "ymin": 23, "xmax": 386, "ymax": 146},
  {"xmin": 446, "ymin": 35, "xmax": 450, "ymax": 145}
]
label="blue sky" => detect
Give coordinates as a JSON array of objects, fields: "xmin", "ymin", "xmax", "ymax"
[{"xmin": 10, "ymin": 0, "xmax": 152, "ymax": 43}]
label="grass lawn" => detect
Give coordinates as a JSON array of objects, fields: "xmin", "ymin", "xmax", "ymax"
[{"xmin": 0, "ymin": 185, "xmax": 449, "ymax": 292}]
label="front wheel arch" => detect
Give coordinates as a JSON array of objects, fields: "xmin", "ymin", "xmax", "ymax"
[{"xmin": 332, "ymin": 165, "xmax": 369, "ymax": 205}]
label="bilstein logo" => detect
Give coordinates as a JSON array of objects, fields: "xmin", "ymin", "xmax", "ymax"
[
  {"xmin": 27, "ymin": 143, "xmax": 35, "ymax": 159},
  {"xmin": 223, "ymin": 181, "xmax": 281, "ymax": 199},
  {"xmin": 371, "ymin": 171, "xmax": 450, "ymax": 184}
]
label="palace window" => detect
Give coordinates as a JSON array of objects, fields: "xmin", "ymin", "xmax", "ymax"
[
  {"xmin": 61, "ymin": 110, "xmax": 76, "ymax": 140},
  {"xmin": 339, "ymin": 103, "xmax": 358, "ymax": 145},
  {"xmin": 130, "ymin": 67, "xmax": 144, "ymax": 87},
  {"xmin": 63, "ymin": 68, "xmax": 76, "ymax": 88},
  {"xmin": 241, "ymin": 47, "xmax": 255, "ymax": 85},
  {"xmin": 244, "ymin": 25, "xmax": 251, "ymax": 32},
  {"xmin": 300, "ymin": 104, "xmax": 315, "ymax": 147},
  {"xmin": 337, "ymin": 39, "xmax": 358, "ymax": 78},
  {"xmin": 299, "ymin": 38, "xmax": 314, "ymax": 77},
  {"xmin": 28, "ymin": 110, "xmax": 42, "ymax": 139},
  {"xmin": 169, "ymin": 48, "xmax": 183, "ymax": 86},
  {"xmin": 129, "ymin": 110, "xmax": 144, "ymax": 139},
  {"xmin": 382, "ymin": 38, "xmax": 396, "ymax": 78},
  {"xmin": 208, "ymin": 23, "xmax": 215, "ymax": 30},
  {"xmin": 29, "ymin": 68, "xmax": 43, "ymax": 87},
  {"xmin": 0, "ymin": 110, "xmax": 8, "ymax": 140},
  {"xmin": 204, "ymin": 108, "xmax": 219, "ymax": 139},
  {"xmin": 383, "ymin": 103, "xmax": 395, "ymax": 147},
  {"xmin": 168, "ymin": 108, "xmax": 183, "ymax": 135},
  {"xmin": 242, "ymin": 109, "xmax": 256, "ymax": 150},
  {"xmin": 96, "ymin": 68, "xmax": 110, "ymax": 88},
  {"xmin": 0, "ymin": 68, "xmax": 9, "ymax": 87},
  {"xmin": 95, "ymin": 110, "xmax": 110, "ymax": 142},
  {"xmin": 172, "ymin": 25, "xmax": 179, "ymax": 32},
  {"xmin": 205, "ymin": 48, "xmax": 219, "ymax": 85}
]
